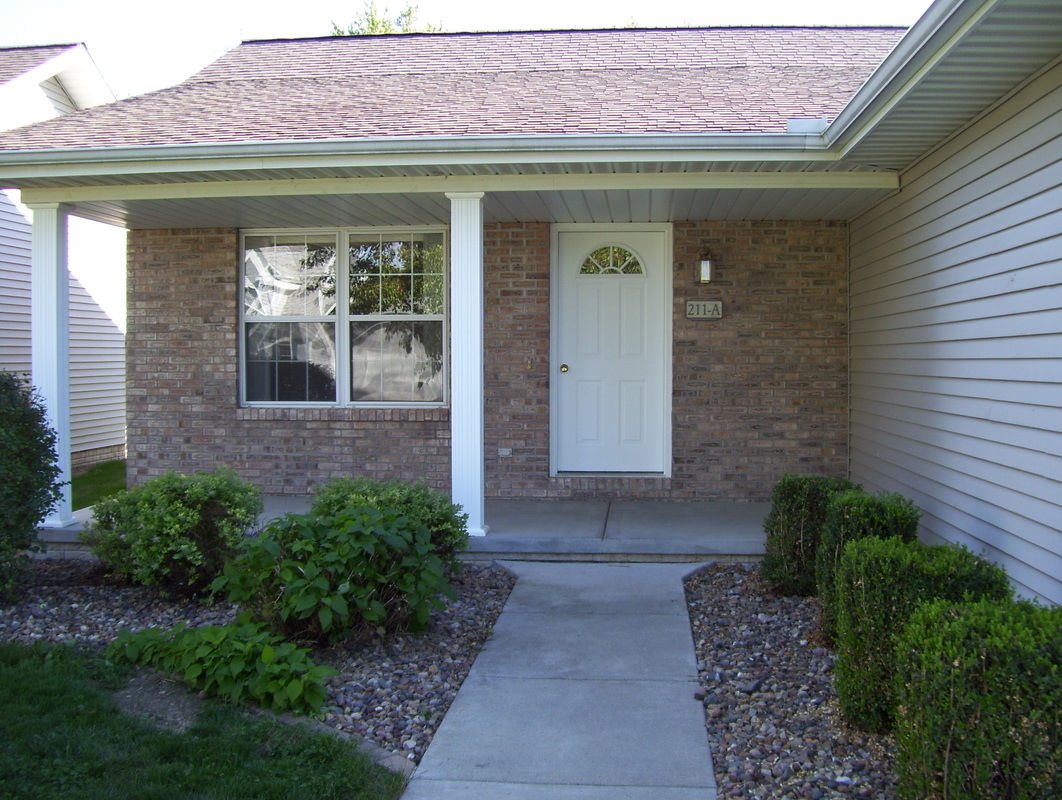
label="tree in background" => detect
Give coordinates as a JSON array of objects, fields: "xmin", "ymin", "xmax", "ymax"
[{"xmin": 331, "ymin": 2, "xmax": 441, "ymax": 35}]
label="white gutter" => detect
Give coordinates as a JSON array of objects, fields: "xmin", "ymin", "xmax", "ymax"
[
  {"xmin": 824, "ymin": 0, "xmax": 1003, "ymax": 155},
  {"xmin": 0, "ymin": 132, "xmax": 835, "ymax": 184}
]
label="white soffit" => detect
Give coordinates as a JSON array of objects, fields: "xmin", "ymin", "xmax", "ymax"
[
  {"xmin": 49, "ymin": 186, "xmax": 899, "ymax": 230},
  {"xmin": 834, "ymin": 0, "xmax": 1062, "ymax": 169}
]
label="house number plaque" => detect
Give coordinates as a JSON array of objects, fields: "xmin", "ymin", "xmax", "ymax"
[{"xmin": 686, "ymin": 300, "xmax": 723, "ymax": 320}]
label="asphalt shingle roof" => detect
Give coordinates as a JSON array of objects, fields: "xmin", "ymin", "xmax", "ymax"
[
  {"xmin": 0, "ymin": 28, "xmax": 906, "ymax": 151},
  {"xmin": 0, "ymin": 44, "xmax": 78, "ymax": 86}
]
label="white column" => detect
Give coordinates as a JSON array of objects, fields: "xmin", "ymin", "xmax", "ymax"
[
  {"xmin": 447, "ymin": 192, "xmax": 488, "ymax": 536},
  {"xmin": 29, "ymin": 203, "xmax": 75, "ymax": 527}
]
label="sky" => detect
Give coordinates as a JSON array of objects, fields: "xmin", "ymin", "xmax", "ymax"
[{"xmin": 1, "ymin": 0, "xmax": 937, "ymax": 98}]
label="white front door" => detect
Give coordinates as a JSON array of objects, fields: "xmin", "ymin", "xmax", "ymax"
[{"xmin": 551, "ymin": 224, "xmax": 671, "ymax": 474}]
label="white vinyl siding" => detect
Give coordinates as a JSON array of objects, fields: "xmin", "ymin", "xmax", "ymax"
[
  {"xmin": 39, "ymin": 76, "xmax": 78, "ymax": 115},
  {"xmin": 849, "ymin": 57, "xmax": 1062, "ymax": 605},
  {"xmin": 0, "ymin": 190, "xmax": 125, "ymax": 456}
]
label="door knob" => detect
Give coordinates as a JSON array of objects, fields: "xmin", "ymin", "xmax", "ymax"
[{"xmin": 559, "ymin": 364, "xmax": 569, "ymax": 373}]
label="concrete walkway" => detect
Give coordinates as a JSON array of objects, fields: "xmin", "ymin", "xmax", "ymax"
[{"xmin": 402, "ymin": 562, "xmax": 717, "ymax": 799}]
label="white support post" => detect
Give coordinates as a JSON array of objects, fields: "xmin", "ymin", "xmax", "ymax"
[
  {"xmin": 447, "ymin": 192, "xmax": 488, "ymax": 536},
  {"xmin": 29, "ymin": 203, "xmax": 75, "ymax": 527}
]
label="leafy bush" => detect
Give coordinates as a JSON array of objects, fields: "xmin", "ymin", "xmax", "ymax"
[
  {"xmin": 215, "ymin": 504, "xmax": 453, "ymax": 645},
  {"xmin": 0, "ymin": 372, "xmax": 63, "ymax": 602},
  {"xmin": 815, "ymin": 489, "xmax": 921, "ymax": 643},
  {"xmin": 895, "ymin": 598, "xmax": 1062, "ymax": 800},
  {"xmin": 107, "ymin": 615, "xmax": 337, "ymax": 714},
  {"xmin": 761, "ymin": 473, "xmax": 858, "ymax": 596},
  {"xmin": 82, "ymin": 469, "xmax": 262, "ymax": 597},
  {"xmin": 834, "ymin": 537, "xmax": 1012, "ymax": 732},
  {"xmin": 311, "ymin": 476, "xmax": 468, "ymax": 571}
]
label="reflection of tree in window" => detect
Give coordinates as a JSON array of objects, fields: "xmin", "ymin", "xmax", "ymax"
[
  {"xmin": 243, "ymin": 235, "xmax": 338, "ymax": 402},
  {"xmin": 580, "ymin": 245, "xmax": 643, "ymax": 275},
  {"xmin": 243, "ymin": 231, "xmax": 445, "ymax": 405},
  {"xmin": 347, "ymin": 235, "xmax": 445, "ymax": 402}
]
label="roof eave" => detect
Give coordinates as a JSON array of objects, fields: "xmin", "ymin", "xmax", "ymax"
[
  {"xmin": 824, "ymin": 0, "xmax": 999, "ymax": 155},
  {"xmin": 0, "ymin": 132, "xmax": 838, "ymax": 184}
]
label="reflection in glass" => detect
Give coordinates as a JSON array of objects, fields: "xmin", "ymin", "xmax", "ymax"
[
  {"xmin": 350, "ymin": 321, "xmax": 443, "ymax": 402},
  {"xmin": 245, "ymin": 322, "xmax": 336, "ymax": 402},
  {"xmin": 244, "ymin": 235, "xmax": 338, "ymax": 316},
  {"xmin": 580, "ymin": 245, "xmax": 643, "ymax": 275},
  {"xmin": 348, "ymin": 233, "xmax": 445, "ymax": 316}
]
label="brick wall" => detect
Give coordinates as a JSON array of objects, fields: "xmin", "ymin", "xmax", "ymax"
[
  {"xmin": 126, "ymin": 229, "xmax": 451, "ymax": 493},
  {"xmin": 482, "ymin": 221, "xmax": 849, "ymax": 501},
  {"xmin": 128, "ymin": 222, "xmax": 847, "ymax": 500}
]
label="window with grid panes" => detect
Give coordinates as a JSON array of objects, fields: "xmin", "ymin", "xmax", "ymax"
[{"xmin": 241, "ymin": 229, "xmax": 446, "ymax": 405}]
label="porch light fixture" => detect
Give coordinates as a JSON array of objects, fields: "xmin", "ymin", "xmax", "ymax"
[{"xmin": 698, "ymin": 247, "xmax": 714, "ymax": 284}]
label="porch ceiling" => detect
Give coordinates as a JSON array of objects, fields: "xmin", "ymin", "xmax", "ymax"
[
  {"xmin": 46, "ymin": 185, "xmax": 898, "ymax": 229},
  {"xmin": 11, "ymin": 160, "xmax": 899, "ymax": 229}
]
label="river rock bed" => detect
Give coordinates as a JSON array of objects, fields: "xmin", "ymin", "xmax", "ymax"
[
  {"xmin": 4, "ymin": 558, "xmax": 900, "ymax": 791},
  {"xmin": 687, "ymin": 563, "xmax": 898, "ymax": 799},
  {"xmin": 0, "ymin": 558, "xmax": 516, "ymax": 765}
]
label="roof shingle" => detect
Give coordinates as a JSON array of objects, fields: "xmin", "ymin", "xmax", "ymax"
[{"xmin": 0, "ymin": 28, "xmax": 906, "ymax": 151}]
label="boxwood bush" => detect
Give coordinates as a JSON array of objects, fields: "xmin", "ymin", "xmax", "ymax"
[
  {"xmin": 815, "ymin": 489, "xmax": 921, "ymax": 643},
  {"xmin": 215, "ymin": 503, "xmax": 453, "ymax": 645},
  {"xmin": 894, "ymin": 598, "xmax": 1062, "ymax": 800},
  {"xmin": 834, "ymin": 537, "xmax": 1012, "ymax": 732},
  {"xmin": 311, "ymin": 476, "xmax": 468, "ymax": 571},
  {"xmin": 82, "ymin": 469, "xmax": 262, "ymax": 598},
  {"xmin": 761, "ymin": 473, "xmax": 858, "ymax": 596},
  {"xmin": 0, "ymin": 372, "xmax": 63, "ymax": 602}
]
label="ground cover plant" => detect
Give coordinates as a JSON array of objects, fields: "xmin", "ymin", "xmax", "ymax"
[
  {"xmin": 82, "ymin": 469, "xmax": 262, "ymax": 598},
  {"xmin": 895, "ymin": 599, "xmax": 1062, "ymax": 800},
  {"xmin": 108, "ymin": 615, "xmax": 338, "ymax": 714},
  {"xmin": 762, "ymin": 472, "xmax": 857, "ymax": 596},
  {"xmin": 834, "ymin": 537, "xmax": 1012, "ymax": 733},
  {"xmin": 0, "ymin": 641, "xmax": 406, "ymax": 800},
  {"xmin": 72, "ymin": 459, "xmax": 127, "ymax": 510},
  {"xmin": 0, "ymin": 371, "xmax": 63, "ymax": 602}
]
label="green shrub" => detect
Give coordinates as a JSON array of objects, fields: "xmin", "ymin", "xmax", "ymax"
[
  {"xmin": 895, "ymin": 598, "xmax": 1062, "ymax": 800},
  {"xmin": 816, "ymin": 489, "xmax": 921, "ymax": 643},
  {"xmin": 82, "ymin": 469, "xmax": 262, "ymax": 598},
  {"xmin": 215, "ymin": 504, "xmax": 453, "ymax": 645},
  {"xmin": 834, "ymin": 537, "xmax": 1012, "ymax": 733},
  {"xmin": 761, "ymin": 473, "xmax": 858, "ymax": 596},
  {"xmin": 107, "ymin": 615, "xmax": 337, "ymax": 714},
  {"xmin": 311, "ymin": 476, "xmax": 468, "ymax": 571},
  {"xmin": 0, "ymin": 372, "xmax": 63, "ymax": 602}
]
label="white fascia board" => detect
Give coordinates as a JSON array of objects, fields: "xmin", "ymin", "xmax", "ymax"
[
  {"xmin": 0, "ymin": 131, "xmax": 836, "ymax": 183},
  {"xmin": 52, "ymin": 46, "xmax": 116, "ymax": 109},
  {"xmin": 824, "ymin": 0, "xmax": 1003, "ymax": 156},
  {"xmin": 2, "ymin": 45, "xmax": 114, "ymax": 110},
  {"xmin": 18, "ymin": 169, "xmax": 898, "ymax": 204}
]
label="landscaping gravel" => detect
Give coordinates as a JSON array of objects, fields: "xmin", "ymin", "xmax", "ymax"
[
  {"xmin": 3, "ymin": 558, "xmax": 899, "ymax": 796},
  {"xmin": 0, "ymin": 559, "xmax": 516, "ymax": 765},
  {"xmin": 687, "ymin": 563, "xmax": 898, "ymax": 799}
]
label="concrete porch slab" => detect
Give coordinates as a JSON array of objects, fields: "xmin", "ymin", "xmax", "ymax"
[
  {"xmin": 604, "ymin": 500, "xmax": 769, "ymax": 540},
  {"xmin": 484, "ymin": 499, "xmax": 609, "ymax": 537},
  {"xmin": 469, "ymin": 500, "xmax": 767, "ymax": 561}
]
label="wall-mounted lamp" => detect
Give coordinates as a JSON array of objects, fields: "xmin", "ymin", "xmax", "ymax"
[{"xmin": 698, "ymin": 247, "xmax": 714, "ymax": 284}]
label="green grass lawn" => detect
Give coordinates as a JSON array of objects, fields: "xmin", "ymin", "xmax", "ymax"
[
  {"xmin": 0, "ymin": 642, "xmax": 407, "ymax": 800},
  {"xmin": 71, "ymin": 459, "xmax": 127, "ymax": 510}
]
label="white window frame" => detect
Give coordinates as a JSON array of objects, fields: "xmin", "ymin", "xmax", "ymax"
[{"xmin": 240, "ymin": 226, "xmax": 449, "ymax": 409}]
